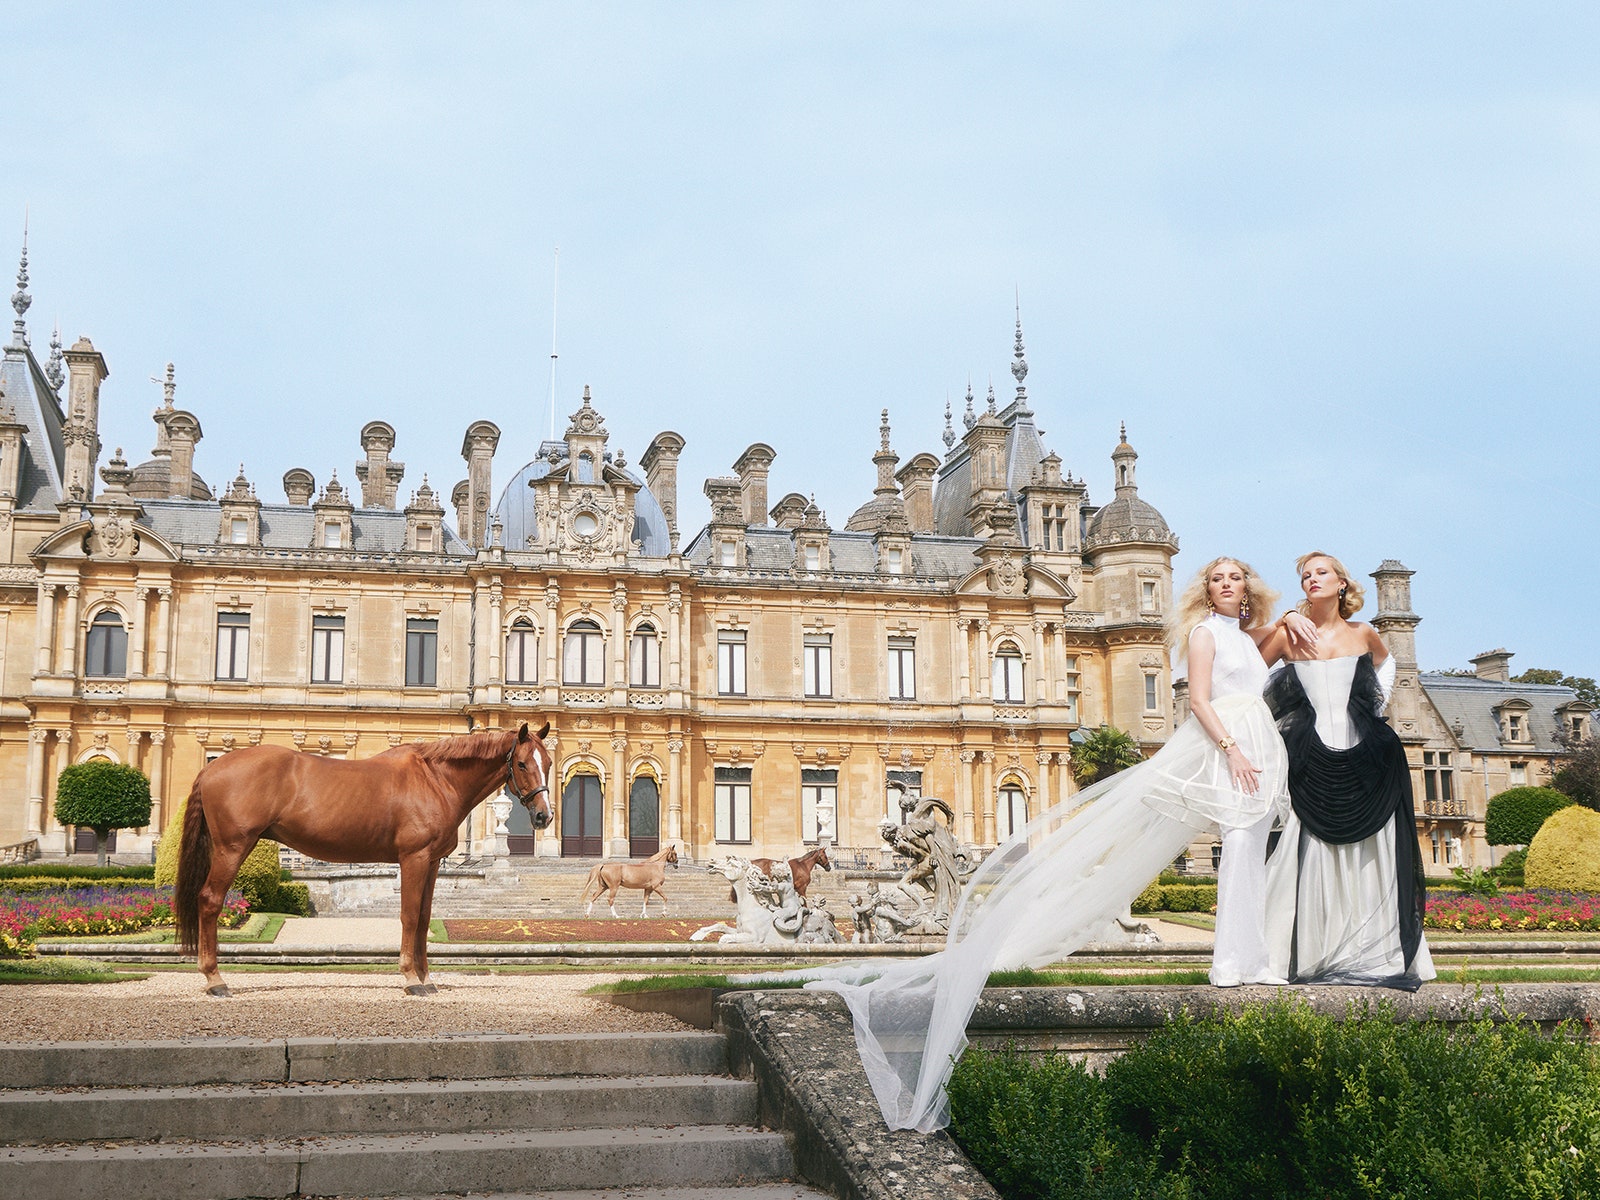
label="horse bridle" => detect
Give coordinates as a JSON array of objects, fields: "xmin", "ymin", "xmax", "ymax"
[{"xmin": 504, "ymin": 745, "xmax": 550, "ymax": 808}]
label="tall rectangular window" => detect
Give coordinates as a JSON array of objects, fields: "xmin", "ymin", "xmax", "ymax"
[
  {"xmin": 803, "ymin": 544, "xmax": 821, "ymax": 571},
  {"xmin": 229, "ymin": 517, "xmax": 249, "ymax": 545},
  {"xmin": 993, "ymin": 649, "xmax": 1025, "ymax": 703},
  {"xmin": 215, "ymin": 612, "xmax": 250, "ymax": 681},
  {"xmin": 804, "ymin": 633, "xmax": 832, "ymax": 698},
  {"xmin": 719, "ymin": 540, "xmax": 738, "ymax": 567},
  {"xmin": 801, "ymin": 767, "xmax": 837, "ymax": 843},
  {"xmin": 888, "ymin": 636, "xmax": 916, "ymax": 700},
  {"xmin": 562, "ymin": 620, "xmax": 605, "ymax": 686},
  {"xmin": 85, "ymin": 611, "xmax": 128, "ymax": 678},
  {"xmin": 310, "ymin": 614, "xmax": 344, "ymax": 684},
  {"xmin": 1510, "ymin": 761, "xmax": 1528, "ymax": 786},
  {"xmin": 628, "ymin": 625, "xmax": 660, "ymax": 688},
  {"xmin": 505, "ymin": 620, "xmax": 538, "ymax": 685},
  {"xmin": 1144, "ymin": 672, "xmax": 1159, "ymax": 712},
  {"xmin": 322, "ymin": 521, "xmax": 342, "ymax": 549},
  {"xmin": 1422, "ymin": 750, "xmax": 1454, "ymax": 804},
  {"xmin": 886, "ymin": 768, "xmax": 923, "ymax": 822},
  {"xmin": 886, "ymin": 547, "xmax": 904, "ymax": 575},
  {"xmin": 714, "ymin": 766, "xmax": 752, "ymax": 843},
  {"xmin": 1141, "ymin": 580, "xmax": 1157, "ymax": 612},
  {"xmin": 405, "ymin": 618, "xmax": 438, "ymax": 688},
  {"xmin": 1064, "ymin": 654, "xmax": 1081, "ymax": 722},
  {"xmin": 718, "ymin": 630, "xmax": 747, "ymax": 696}
]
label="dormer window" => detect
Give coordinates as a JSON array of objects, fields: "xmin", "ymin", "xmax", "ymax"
[
  {"xmin": 322, "ymin": 521, "xmax": 342, "ymax": 549},
  {"xmin": 1508, "ymin": 713, "xmax": 1524, "ymax": 740},
  {"xmin": 230, "ymin": 517, "xmax": 249, "ymax": 545},
  {"xmin": 886, "ymin": 548, "xmax": 904, "ymax": 575},
  {"xmin": 415, "ymin": 524, "xmax": 434, "ymax": 552},
  {"xmin": 804, "ymin": 544, "xmax": 821, "ymax": 571},
  {"xmin": 720, "ymin": 540, "xmax": 738, "ymax": 567}
]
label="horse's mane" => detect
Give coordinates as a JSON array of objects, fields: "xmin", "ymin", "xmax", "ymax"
[{"xmin": 409, "ymin": 729, "xmax": 516, "ymax": 763}]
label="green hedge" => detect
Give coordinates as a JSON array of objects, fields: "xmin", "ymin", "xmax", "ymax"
[
  {"xmin": 949, "ymin": 999, "xmax": 1600, "ymax": 1200},
  {"xmin": 1495, "ymin": 847, "xmax": 1528, "ymax": 887},
  {"xmin": 0, "ymin": 877, "xmax": 167, "ymax": 895},
  {"xmin": 1486, "ymin": 786, "xmax": 1574, "ymax": 847},
  {"xmin": 0, "ymin": 864, "xmax": 155, "ymax": 881},
  {"xmin": 1131, "ymin": 882, "xmax": 1218, "ymax": 913}
]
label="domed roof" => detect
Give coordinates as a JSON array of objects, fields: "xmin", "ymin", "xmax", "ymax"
[
  {"xmin": 127, "ymin": 457, "xmax": 213, "ymax": 501},
  {"xmin": 844, "ymin": 495, "xmax": 904, "ymax": 533},
  {"xmin": 491, "ymin": 453, "xmax": 672, "ymax": 556},
  {"xmin": 1081, "ymin": 425, "xmax": 1177, "ymax": 552}
]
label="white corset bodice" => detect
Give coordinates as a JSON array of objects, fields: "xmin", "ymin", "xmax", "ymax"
[
  {"xmin": 1195, "ymin": 613, "xmax": 1269, "ymax": 700},
  {"xmin": 1292, "ymin": 657, "xmax": 1360, "ymax": 750}
]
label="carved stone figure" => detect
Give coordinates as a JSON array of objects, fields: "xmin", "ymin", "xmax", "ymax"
[{"xmin": 689, "ymin": 855, "xmax": 842, "ymax": 946}]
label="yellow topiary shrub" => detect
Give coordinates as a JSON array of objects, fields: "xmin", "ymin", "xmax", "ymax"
[
  {"xmin": 153, "ymin": 795, "xmax": 283, "ymax": 905},
  {"xmin": 1524, "ymin": 804, "xmax": 1600, "ymax": 893}
]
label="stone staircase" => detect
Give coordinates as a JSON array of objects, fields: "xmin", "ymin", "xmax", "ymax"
[
  {"xmin": 309, "ymin": 858, "xmax": 872, "ymax": 921},
  {"xmin": 0, "ymin": 1031, "xmax": 832, "ymax": 1200}
]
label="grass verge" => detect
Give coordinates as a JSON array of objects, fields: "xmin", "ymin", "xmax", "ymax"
[{"xmin": 0, "ymin": 957, "xmax": 148, "ymax": 984}]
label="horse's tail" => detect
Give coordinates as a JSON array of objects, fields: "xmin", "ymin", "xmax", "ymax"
[
  {"xmin": 579, "ymin": 863, "xmax": 604, "ymax": 905},
  {"xmin": 173, "ymin": 774, "xmax": 211, "ymax": 956}
]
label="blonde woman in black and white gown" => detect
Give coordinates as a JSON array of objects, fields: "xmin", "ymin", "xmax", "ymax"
[{"xmin": 781, "ymin": 556, "xmax": 1295, "ymax": 1132}]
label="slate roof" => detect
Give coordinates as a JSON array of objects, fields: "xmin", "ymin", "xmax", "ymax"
[
  {"xmin": 137, "ymin": 498, "xmax": 473, "ymax": 556},
  {"xmin": 928, "ymin": 399, "xmax": 1052, "ymax": 539},
  {"xmin": 1419, "ymin": 672, "xmax": 1584, "ymax": 755},
  {"xmin": 492, "ymin": 454, "xmax": 673, "ymax": 556},
  {"xmin": 683, "ymin": 526, "xmax": 981, "ymax": 579},
  {"xmin": 0, "ymin": 342, "xmax": 65, "ymax": 511}
]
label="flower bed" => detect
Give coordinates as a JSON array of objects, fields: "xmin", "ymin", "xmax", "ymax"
[
  {"xmin": 1425, "ymin": 889, "xmax": 1600, "ymax": 932},
  {"xmin": 0, "ymin": 885, "xmax": 249, "ymax": 958}
]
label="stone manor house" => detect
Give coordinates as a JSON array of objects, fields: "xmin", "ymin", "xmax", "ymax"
[{"xmin": 0, "ymin": 241, "xmax": 1582, "ymax": 871}]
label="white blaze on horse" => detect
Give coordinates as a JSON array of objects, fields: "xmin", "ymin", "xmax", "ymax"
[
  {"xmin": 580, "ymin": 845, "xmax": 680, "ymax": 917},
  {"xmin": 730, "ymin": 844, "xmax": 833, "ymax": 903}
]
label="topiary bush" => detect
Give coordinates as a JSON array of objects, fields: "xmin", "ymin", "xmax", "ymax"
[
  {"xmin": 153, "ymin": 796, "xmax": 303, "ymax": 913},
  {"xmin": 53, "ymin": 761, "xmax": 152, "ymax": 866},
  {"xmin": 1131, "ymin": 883, "xmax": 1219, "ymax": 913},
  {"xmin": 1526, "ymin": 805, "xmax": 1600, "ymax": 893},
  {"xmin": 1494, "ymin": 847, "xmax": 1528, "ymax": 888},
  {"xmin": 1486, "ymin": 786, "xmax": 1573, "ymax": 847},
  {"xmin": 949, "ymin": 999, "xmax": 1600, "ymax": 1200}
]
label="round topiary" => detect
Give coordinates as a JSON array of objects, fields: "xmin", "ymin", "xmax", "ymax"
[
  {"xmin": 1525, "ymin": 805, "xmax": 1600, "ymax": 893},
  {"xmin": 54, "ymin": 760, "xmax": 152, "ymax": 865},
  {"xmin": 1485, "ymin": 786, "xmax": 1574, "ymax": 847},
  {"xmin": 154, "ymin": 795, "xmax": 283, "ymax": 908}
]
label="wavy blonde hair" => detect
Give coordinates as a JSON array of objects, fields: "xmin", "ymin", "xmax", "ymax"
[
  {"xmin": 1168, "ymin": 556, "xmax": 1281, "ymax": 651},
  {"xmin": 1294, "ymin": 549, "xmax": 1365, "ymax": 619}
]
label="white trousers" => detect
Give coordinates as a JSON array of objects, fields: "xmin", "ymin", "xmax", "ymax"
[{"xmin": 1209, "ymin": 809, "xmax": 1277, "ymax": 985}]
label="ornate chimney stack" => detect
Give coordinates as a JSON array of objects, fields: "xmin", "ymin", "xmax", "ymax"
[
  {"xmin": 61, "ymin": 336, "xmax": 108, "ymax": 504},
  {"xmin": 641, "ymin": 430, "xmax": 685, "ymax": 534},
  {"xmin": 459, "ymin": 420, "xmax": 500, "ymax": 548},
  {"xmin": 355, "ymin": 420, "xmax": 405, "ymax": 509},
  {"xmin": 282, "ymin": 468, "xmax": 315, "ymax": 505},
  {"xmin": 733, "ymin": 442, "xmax": 775, "ymax": 527}
]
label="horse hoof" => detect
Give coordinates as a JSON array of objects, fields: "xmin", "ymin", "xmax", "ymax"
[
  {"xmin": 405, "ymin": 983, "xmax": 433, "ymax": 997},
  {"xmin": 206, "ymin": 984, "xmax": 232, "ymax": 998},
  {"xmin": 422, "ymin": 982, "xmax": 439, "ymax": 995}
]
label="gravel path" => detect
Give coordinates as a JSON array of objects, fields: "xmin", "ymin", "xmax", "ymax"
[{"xmin": 0, "ymin": 970, "xmax": 690, "ymax": 1043}]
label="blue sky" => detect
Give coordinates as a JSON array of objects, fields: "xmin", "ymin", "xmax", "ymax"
[{"xmin": 9, "ymin": 3, "xmax": 1597, "ymax": 679}]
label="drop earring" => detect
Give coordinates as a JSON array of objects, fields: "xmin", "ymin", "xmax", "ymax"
[{"xmin": 1240, "ymin": 592, "xmax": 1251, "ymax": 622}]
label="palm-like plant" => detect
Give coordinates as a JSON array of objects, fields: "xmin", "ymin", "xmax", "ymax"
[{"xmin": 1072, "ymin": 725, "xmax": 1143, "ymax": 788}]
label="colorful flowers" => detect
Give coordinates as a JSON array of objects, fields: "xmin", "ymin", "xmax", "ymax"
[
  {"xmin": 1425, "ymin": 889, "xmax": 1600, "ymax": 932},
  {"xmin": 0, "ymin": 885, "xmax": 249, "ymax": 958}
]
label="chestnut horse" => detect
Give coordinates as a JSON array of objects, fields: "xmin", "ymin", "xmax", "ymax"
[
  {"xmin": 730, "ymin": 845, "xmax": 833, "ymax": 902},
  {"xmin": 175, "ymin": 722, "xmax": 553, "ymax": 996},
  {"xmin": 580, "ymin": 845, "xmax": 680, "ymax": 917}
]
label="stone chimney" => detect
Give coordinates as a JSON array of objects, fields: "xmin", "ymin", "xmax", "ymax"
[
  {"xmin": 164, "ymin": 411, "xmax": 202, "ymax": 500},
  {"xmin": 1471, "ymin": 649, "xmax": 1513, "ymax": 683},
  {"xmin": 641, "ymin": 430, "xmax": 685, "ymax": 533},
  {"xmin": 1372, "ymin": 559, "xmax": 1423, "ymax": 741},
  {"xmin": 769, "ymin": 492, "xmax": 808, "ymax": 531},
  {"xmin": 459, "ymin": 420, "xmax": 500, "ymax": 549},
  {"xmin": 355, "ymin": 420, "xmax": 404, "ymax": 508},
  {"xmin": 895, "ymin": 452, "xmax": 940, "ymax": 534},
  {"xmin": 282, "ymin": 468, "xmax": 315, "ymax": 506},
  {"xmin": 733, "ymin": 442, "xmax": 775, "ymax": 528},
  {"xmin": 61, "ymin": 337, "xmax": 108, "ymax": 503},
  {"xmin": 451, "ymin": 480, "xmax": 471, "ymax": 539}
]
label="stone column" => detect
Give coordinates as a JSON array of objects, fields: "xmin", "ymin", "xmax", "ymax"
[
  {"xmin": 957, "ymin": 619, "xmax": 971, "ymax": 701},
  {"xmin": 668, "ymin": 587, "xmax": 684, "ymax": 691},
  {"xmin": 958, "ymin": 749, "xmax": 977, "ymax": 845},
  {"xmin": 609, "ymin": 735, "xmax": 628, "ymax": 855},
  {"xmin": 975, "ymin": 619, "xmax": 991, "ymax": 700},
  {"xmin": 25, "ymin": 727, "xmax": 48, "ymax": 834},
  {"xmin": 1052, "ymin": 625, "xmax": 1066, "ymax": 703},
  {"xmin": 1036, "ymin": 749, "xmax": 1052, "ymax": 816},
  {"xmin": 148, "ymin": 731, "xmax": 167, "ymax": 832},
  {"xmin": 487, "ymin": 581, "xmax": 503, "ymax": 685},
  {"xmin": 667, "ymin": 736, "xmax": 684, "ymax": 843},
  {"xmin": 153, "ymin": 588, "xmax": 172, "ymax": 677},
  {"xmin": 1032, "ymin": 619, "xmax": 1048, "ymax": 704},
  {"xmin": 59, "ymin": 584, "xmax": 81, "ymax": 676},
  {"xmin": 980, "ymin": 751, "xmax": 996, "ymax": 846},
  {"xmin": 611, "ymin": 584, "xmax": 628, "ymax": 696},
  {"xmin": 127, "ymin": 585, "xmax": 147, "ymax": 677},
  {"xmin": 34, "ymin": 582, "xmax": 56, "ymax": 675},
  {"xmin": 543, "ymin": 580, "xmax": 560, "ymax": 697}
]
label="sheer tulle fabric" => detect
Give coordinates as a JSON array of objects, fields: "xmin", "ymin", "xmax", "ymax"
[{"xmin": 787, "ymin": 695, "xmax": 1287, "ymax": 1133}]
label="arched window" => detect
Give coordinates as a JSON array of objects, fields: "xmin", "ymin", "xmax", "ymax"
[
  {"xmin": 992, "ymin": 644, "xmax": 1025, "ymax": 703},
  {"xmin": 84, "ymin": 610, "xmax": 128, "ymax": 678},
  {"xmin": 998, "ymin": 782, "xmax": 1028, "ymax": 841},
  {"xmin": 629, "ymin": 622, "xmax": 660, "ymax": 688},
  {"xmin": 505, "ymin": 618, "xmax": 538, "ymax": 685},
  {"xmin": 563, "ymin": 619, "xmax": 605, "ymax": 686}
]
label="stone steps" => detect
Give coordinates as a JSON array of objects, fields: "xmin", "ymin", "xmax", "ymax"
[{"xmin": 0, "ymin": 1032, "xmax": 830, "ymax": 1200}]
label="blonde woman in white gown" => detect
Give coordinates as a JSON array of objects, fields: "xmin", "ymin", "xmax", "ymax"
[
  {"xmin": 790, "ymin": 556, "xmax": 1293, "ymax": 1132},
  {"xmin": 1261, "ymin": 551, "xmax": 1435, "ymax": 989}
]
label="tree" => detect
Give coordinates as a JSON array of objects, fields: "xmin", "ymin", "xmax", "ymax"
[
  {"xmin": 1512, "ymin": 668, "xmax": 1600, "ymax": 708},
  {"xmin": 1484, "ymin": 786, "xmax": 1573, "ymax": 847},
  {"xmin": 1553, "ymin": 735, "xmax": 1600, "ymax": 811},
  {"xmin": 54, "ymin": 760, "xmax": 152, "ymax": 866},
  {"xmin": 1073, "ymin": 726, "xmax": 1143, "ymax": 788}
]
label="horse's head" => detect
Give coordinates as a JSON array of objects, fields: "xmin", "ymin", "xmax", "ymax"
[
  {"xmin": 707, "ymin": 855, "xmax": 747, "ymax": 882},
  {"xmin": 665, "ymin": 846, "xmax": 680, "ymax": 869},
  {"xmin": 507, "ymin": 722, "xmax": 554, "ymax": 830},
  {"xmin": 815, "ymin": 845, "xmax": 834, "ymax": 871}
]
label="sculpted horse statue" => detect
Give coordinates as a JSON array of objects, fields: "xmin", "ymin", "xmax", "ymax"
[
  {"xmin": 175, "ymin": 722, "xmax": 553, "ymax": 996},
  {"xmin": 731, "ymin": 844, "xmax": 832, "ymax": 902},
  {"xmin": 692, "ymin": 856, "xmax": 794, "ymax": 945},
  {"xmin": 579, "ymin": 845, "xmax": 679, "ymax": 917}
]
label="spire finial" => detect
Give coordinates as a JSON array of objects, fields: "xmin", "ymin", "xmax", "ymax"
[
  {"xmin": 1119, "ymin": 420, "xmax": 1127, "ymax": 444},
  {"xmin": 45, "ymin": 320, "xmax": 64, "ymax": 390},
  {"xmin": 1011, "ymin": 292, "xmax": 1030, "ymax": 407},
  {"xmin": 986, "ymin": 379, "xmax": 997, "ymax": 414},
  {"xmin": 942, "ymin": 396, "xmax": 955, "ymax": 450},
  {"xmin": 879, "ymin": 407, "xmax": 892, "ymax": 452},
  {"xmin": 963, "ymin": 379, "xmax": 976, "ymax": 430},
  {"xmin": 10, "ymin": 221, "xmax": 31, "ymax": 349},
  {"xmin": 162, "ymin": 362, "xmax": 176, "ymax": 408}
]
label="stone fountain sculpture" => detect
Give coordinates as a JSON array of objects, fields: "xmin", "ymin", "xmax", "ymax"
[{"xmin": 690, "ymin": 856, "xmax": 843, "ymax": 946}]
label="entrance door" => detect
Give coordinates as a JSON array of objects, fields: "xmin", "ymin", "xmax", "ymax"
[
  {"xmin": 73, "ymin": 827, "xmax": 116, "ymax": 854},
  {"xmin": 628, "ymin": 776, "xmax": 660, "ymax": 858},
  {"xmin": 561, "ymin": 774, "xmax": 605, "ymax": 857},
  {"xmin": 505, "ymin": 795, "xmax": 537, "ymax": 856}
]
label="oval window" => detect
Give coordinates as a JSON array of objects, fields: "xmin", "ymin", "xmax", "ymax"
[{"xmin": 573, "ymin": 512, "xmax": 600, "ymax": 538}]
